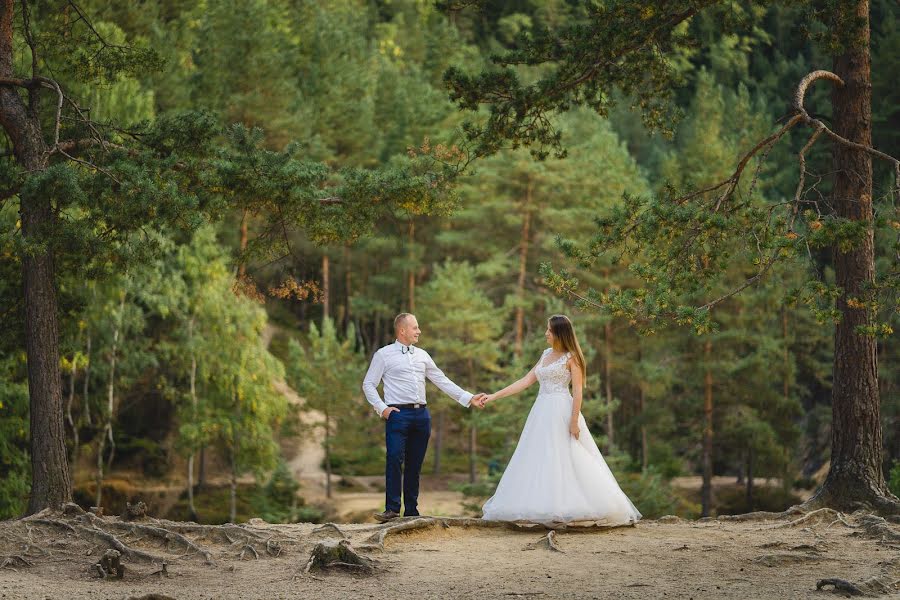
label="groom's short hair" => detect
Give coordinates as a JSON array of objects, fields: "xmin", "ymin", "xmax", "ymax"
[{"xmin": 394, "ymin": 313, "xmax": 413, "ymax": 332}]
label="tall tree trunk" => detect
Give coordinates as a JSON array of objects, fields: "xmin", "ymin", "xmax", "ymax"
[
  {"xmin": 782, "ymin": 306, "xmax": 790, "ymax": 405},
  {"xmin": 343, "ymin": 244, "xmax": 351, "ymax": 334},
  {"xmin": 66, "ymin": 329, "xmax": 80, "ymax": 473},
  {"xmin": 322, "ymin": 252, "xmax": 330, "ymax": 321},
  {"xmin": 809, "ymin": 0, "xmax": 898, "ymax": 513},
  {"xmin": 638, "ymin": 348, "xmax": 648, "ymax": 473},
  {"xmin": 746, "ymin": 448, "xmax": 754, "ymax": 511},
  {"xmin": 514, "ymin": 180, "xmax": 532, "ymax": 357},
  {"xmin": 701, "ymin": 338, "xmax": 714, "ymax": 517},
  {"xmin": 1, "ymin": 1, "xmax": 72, "ymax": 514},
  {"xmin": 467, "ymin": 357, "xmax": 476, "ymax": 484},
  {"xmin": 604, "ymin": 320, "xmax": 614, "ymax": 453},
  {"xmin": 407, "ymin": 221, "xmax": 415, "ymax": 312},
  {"xmin": 325, "ymin": 406, "xmax": 332, "ymax": 499},
  {"xmin": 83, "ymin": 330, "xmax": 91, "ymax": 426},
  {"xmin": 432, "ymin": 409, "xmax": 443, "ymax": 475},
  {"xmin": 187, "ymin": 317, "xmax": 198, "ymax": 520},
  {"xmin": 238, "ymin": 209, "xmax": 248, "ymax": 278},
  {"xmin": 96, "ymin": 292, "xmax": 125, "ymax": 508}
]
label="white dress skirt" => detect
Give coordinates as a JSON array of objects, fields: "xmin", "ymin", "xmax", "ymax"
[{"xmin": 481, "ymin": 349, "xmax": 642, "ymax": 526}]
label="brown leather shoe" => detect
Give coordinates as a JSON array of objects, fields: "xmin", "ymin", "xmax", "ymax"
[{"xmin": 373, "ymin": 510, "xmax": 400, "ymax": 523}]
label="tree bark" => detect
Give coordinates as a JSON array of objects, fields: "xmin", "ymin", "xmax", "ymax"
[
  {"xmin": 238, "ymin": 209, "xmax": 248, "ymax": 278},
  {"xmin": 514, "ymin": 180, "xmax": 532, "ymax": 357},
  {"xmin": 96, "ymin": 292, "xmax": 125, "ymax": 508},
  {"xmin": 187, "ymin": 317, "xmax": 198, "ymax": 520},
  {"xmin": 809, "ymin": 0, "xmax": 898, "ymax": 513},
  {"xmin": 322, "ymin": 252, "xmax": 330, "ymax": 321},
  {"xmin": 407, "ymin": 221, "xmax": 415, "ymax": 312},
  {"xmin": 746, "ymin": 448, "xmax": 754, "ymax": 510},
  {"xmin": 701, "ymin": 338, "xmax": 714, "ymax": 517},
  {"xmin": 325, "ymin": 405, "xmax": 332, "ymax": 499},
  {"xmin": 432, "ymin": 409, "xmax": 443, "ymax": 475},
  {"xmin": 604, "ymin": 320, "xmax": 614, "ymax": 453},
  {"xmin": 66, "ymin": 329, "xmax": 80, "ymax": 473},
  {"xmin": 1, "ymin": 0, "xmax": 72, "ymax": 514}
]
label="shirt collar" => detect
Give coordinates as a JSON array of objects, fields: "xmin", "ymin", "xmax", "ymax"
[{"xmin": 394, "ymin": 339, "xmax": 415, "ymax": 354}]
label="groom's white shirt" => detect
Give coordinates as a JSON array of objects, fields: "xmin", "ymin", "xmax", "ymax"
[{"xmin": 362, "ymin": 340, "xmax": 474, "ymax": 416}]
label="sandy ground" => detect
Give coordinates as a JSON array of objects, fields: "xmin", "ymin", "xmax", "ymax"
[{"xmin": 0, "ymin": 509, "xmax": 897, "ymax": 600}]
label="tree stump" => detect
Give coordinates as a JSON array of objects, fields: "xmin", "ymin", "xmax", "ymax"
[
  {"xmin": 94, "ymin": 549, "xmax": 125, "ymax": 579},
  {"xmin": 304, "ymin": 539, "xmax": 375, "ymax": 574}
]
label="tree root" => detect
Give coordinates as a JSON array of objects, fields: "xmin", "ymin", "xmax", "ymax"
[
  {"xmin": 71, "ymin": 522, "xmax": 166, "ymax": 563},
  {"xmin": 311, "ymin": 523, "xmax": 348, "ymax": 539},
  {"xmin": 365, "ymin": 517, "xmax": 438, "ymax": 550},
  {"xmin": 770, "ymin": 508, "xmax": 845, "ymax": 529},
  {"xmin": 815, "ymin": 578, "xmax": 865, "ymax": 596},
  {"xmin": 0, "ymin": 555, "xmax": 33, "ymax": 571},
  {"xmin": 851, "ymin": 514, "xmax": 900, "ymax": 543},
  {"xmin": 124, "ymin": 501, "xmax": 148, "ymax": 521},
  {"xmin": 83, "ymin": 515, "xmax": 215, "ymax": 565},
  {"xmin": 239, "ymin": 544, "xmax": 259, "ymax": 560},
  {"xmin": 523, "ymin": 531, "xmax": 563, "ymax": 553},
  {"xmin": 94, "ymin": 549, "xmax": 125, "ymax": 579},
  {"xmin": 304, "ymin": 539, "xmax": 375, "ymax": 575}
]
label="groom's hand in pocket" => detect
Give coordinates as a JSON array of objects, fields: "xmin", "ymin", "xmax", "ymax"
[{"xmin": 381, "ymin": 407, "xmax": 400, "ymax": 420}]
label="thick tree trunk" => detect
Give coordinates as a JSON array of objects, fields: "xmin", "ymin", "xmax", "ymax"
[
  {"xmin": 514, "ymin": 180, "xmax": 532, "ymax": 357},
  {"xmin": 701, "ymin": 339, "xmax": 714, "ymax": 517},
  {"xmin": 1, "ymin": 1, "xmax": 72, "ymax": 515},
  {"xmin": 808, "ymin": 0, "xmax": 898, "ymax": 514}
]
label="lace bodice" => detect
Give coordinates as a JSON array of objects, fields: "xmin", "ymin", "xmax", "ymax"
[{"xmin": 535, "ymin": 349, "xmax": 572, "ymax": 396}]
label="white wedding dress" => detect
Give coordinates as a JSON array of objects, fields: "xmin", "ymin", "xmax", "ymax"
[{"xmin": 481, "ymin": 349, "xmax": 642, "ymax": 526}]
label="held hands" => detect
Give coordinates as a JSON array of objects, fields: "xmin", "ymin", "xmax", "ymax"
[{"xmin": 470, "ymin": 393, "xmax": 488, "ymax": 409}]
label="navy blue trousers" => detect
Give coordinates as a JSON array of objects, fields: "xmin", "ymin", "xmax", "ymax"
[{"xmin": 384, "ymin": 407, "xmax": 431, "ymax": 515}]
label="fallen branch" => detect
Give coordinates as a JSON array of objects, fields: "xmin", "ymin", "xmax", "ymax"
[{"xmin": 815, "ymin": 578, "xmax": 865, "ymax": 596}]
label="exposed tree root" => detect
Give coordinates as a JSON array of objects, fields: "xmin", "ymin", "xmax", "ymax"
[
  {"xmin": 852, "ymin": 514, "xmax": 900, "ymax": 543},
  {"xmin": 94, "ymin": 549, "xmax": 125, "ymax": 579},
  {"xmin": 310, "ymin": 523, "xmax": 348, "ymax": 539},
  {"xmin": 523, "ymin": 531, "xmax": 563, "ymax": 553},
  {"xmin": 0, "ymin": 555, "xmax": 33, "ymax": 571},
  {"xmin": 304, "ymin": 539, "xmax": 375, "ymax": 575},
  {"xmin": 90, "ymin": 517, "xmax": 215, "ymax": 564},
  {"xmin": 239, "ymin": 544, "xmax": 259, "ymax": 560},
  {"xmin": 815, "ymin": 578, "xmax": 865, "ymax": 596},
  {"xmin": 124, "ymin": 501, "xmax": 148, "ymax": 521},
  {"xmin": 770, "ymin": 508, "xmax": 846, "ymax": 529}
]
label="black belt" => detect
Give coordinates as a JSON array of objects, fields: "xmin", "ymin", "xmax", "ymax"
[{"xmin": 389, "ymin": 403, "xmax": 427, "ymax": 410}]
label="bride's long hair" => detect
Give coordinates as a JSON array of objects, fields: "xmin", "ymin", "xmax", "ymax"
[{"xmin": 548, "ymin": 315, "xmax": 587, "ymax": 384}]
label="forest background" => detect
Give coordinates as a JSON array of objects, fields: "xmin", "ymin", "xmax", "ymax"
[{"xmin": 1, "ymin": 0, "xmax": 898, "ymax": 524}]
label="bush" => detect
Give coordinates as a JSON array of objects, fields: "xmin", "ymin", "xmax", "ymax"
[{"xmin": 250, "ymin": 460, "xmax": 326, "ymax": 524}]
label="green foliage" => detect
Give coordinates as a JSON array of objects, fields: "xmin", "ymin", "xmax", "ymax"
[
  {"xmin": 0, "ymin": 357, "xmax": 30, "ymax": 519},
  {"xmin": 250, "ymin": 460, "xmax": 325, "ymax": 524},
  {"xmin": 286, "ymin": 318, "xmax": 372, "ymax": 474},
  {"xmin": 889, "ymin": 461, "xmax": 900, "ymax": 498}
]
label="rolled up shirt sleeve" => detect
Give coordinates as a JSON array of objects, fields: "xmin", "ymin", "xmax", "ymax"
[
  {"xmin": 362, "ymin": 351, "xmax": 389, "ymax": 416},
  {"xmin": 424, "ymin": 353, "xmax": 473, "ymax": 407}
]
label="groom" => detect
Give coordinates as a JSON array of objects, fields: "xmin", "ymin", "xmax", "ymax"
[{"xmin": 362, "ymin": 313, "xmax": 486, "ymax": 522}]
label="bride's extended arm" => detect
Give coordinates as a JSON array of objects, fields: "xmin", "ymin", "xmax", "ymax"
[
  {"xmin": 484, "ymin": 367, "xmax": 538, "ymax": 403},
  {"xmin": 569, "ymin": 359, "xmax": 583, "ymax": 439}
]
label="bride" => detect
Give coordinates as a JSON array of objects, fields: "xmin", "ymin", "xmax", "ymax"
[{"xmin": 481, "ymin": 314, "xmax": 642, "ymax": 526}]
